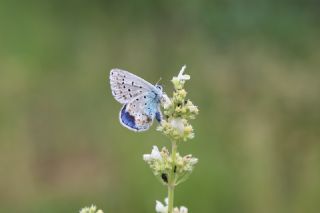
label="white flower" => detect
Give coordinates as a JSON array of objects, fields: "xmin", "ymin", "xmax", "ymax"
[
  {"xmin": 170, "ymin": 118, "xmax": 185, "ymax": 134},
  {"xmin": 79, "ymin": 205, "xmax": 96, "ymax": 213},
  {"xmin": 179, "ymin": 206, "xmax": 188, "ymax": 213},
  {"xmin": 143, "ymin": 154, "xmax": 152, "ymax": 161},
  {"xmin": 164, "ymin": 198, "xmax": 169, "ymax": 205},
  {"xmin": 150, "ymin": 146, "xmax": 162, "ymax": 160},
  {"xmin": 189, "ymin": 157, "xmax": 198, "ymax": 166},
  {"xmin": 161, "ymin": 93, "xmax": 172, "ymax": 109},
  {"xmin": 188, "ymin": 105, "xmax": 198, "ymax": 113},
  {"xmin": 155, "ymin": 200, "xmax": 168, "ymax": 213},
  {"xmin": 143, "ymin": 146, "xmax": 162, "ymax": 162},
  {"xmin": 79, "ymin": 205, "xmax": 103, "ymax": 213},
  {"xmin": 177, "ymin": 65, "xmax": 190, "ymax": 81},
  {"xmin": 173, "ymin": 206, "xmax": 188, "ymax": 213},
  {"xmin": 155, "ymin": 198, "xmax": 188, "ymax": 213}
]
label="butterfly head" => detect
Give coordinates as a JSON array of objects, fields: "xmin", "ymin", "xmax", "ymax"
[{"xmin": 155, "ymin": 84, "xmax": 163, "ymax": 92}]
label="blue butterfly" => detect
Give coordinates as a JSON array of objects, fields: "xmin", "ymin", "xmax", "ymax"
[{"xmin": 110, "ymin": 68, "xmax": 163, "ymax": 132}]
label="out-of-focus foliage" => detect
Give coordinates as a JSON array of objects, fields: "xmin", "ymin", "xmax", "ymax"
[{"xmin": 0, "ymin": 0, "xmax": 319, "ymax": 212}]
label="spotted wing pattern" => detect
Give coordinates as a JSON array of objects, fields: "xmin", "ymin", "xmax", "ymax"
[{"xmin": 110, "ymin": 69, "xmax": 155, "ymax": 104}]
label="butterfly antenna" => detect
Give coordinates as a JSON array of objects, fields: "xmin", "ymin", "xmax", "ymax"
[{"xmin": 156, "ymin": 77, "xmax": 162, "ymax": 85}]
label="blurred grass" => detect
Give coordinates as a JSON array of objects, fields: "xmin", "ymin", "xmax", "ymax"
[{"xmin": 0, "ymin": 0, "xmax": 320, "ymax": 212}]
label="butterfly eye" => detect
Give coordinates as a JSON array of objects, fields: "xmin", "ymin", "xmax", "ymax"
[{"xmin": 156, "ymin": 85, "xmax": 163, "ymax": 91}]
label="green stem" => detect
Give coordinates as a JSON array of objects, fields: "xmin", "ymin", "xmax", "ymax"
[{"xmin": 168, "ymin": 141, "xmax": 177, "ymax": 213}]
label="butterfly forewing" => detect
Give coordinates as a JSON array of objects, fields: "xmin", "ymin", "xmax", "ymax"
[{"xmin": 110, "ymin": 69, "xmax": 155, "ymax": 104}]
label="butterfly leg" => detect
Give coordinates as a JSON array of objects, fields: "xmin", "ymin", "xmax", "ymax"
[{"xmin": 155, "ymin": 110, "xmax": 162, "ymax": 123}]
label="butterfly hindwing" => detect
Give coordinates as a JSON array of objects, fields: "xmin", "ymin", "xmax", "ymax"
[{"xmin": 119, "ymin": 92, "xmax": 161, "ymax": 132}]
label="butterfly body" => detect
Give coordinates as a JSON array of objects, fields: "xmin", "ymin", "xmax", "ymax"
[{"xmin": 110, "ymin": 69, "xmax": 163, "ymax": 132}]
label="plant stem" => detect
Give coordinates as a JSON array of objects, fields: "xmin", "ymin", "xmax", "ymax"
[{"xmin": 168, "ymin": 141, "xmax": 177, "ymax": 213}]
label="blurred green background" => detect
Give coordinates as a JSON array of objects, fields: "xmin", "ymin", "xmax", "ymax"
[{"xmin": 1, "ymin": 1, "xmax": 320, "ymax": 212}]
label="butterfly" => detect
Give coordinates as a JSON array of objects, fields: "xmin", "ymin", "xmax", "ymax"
[{"xmin": 109, "ymin": 68, "xmax": 164, "ymax": 132}]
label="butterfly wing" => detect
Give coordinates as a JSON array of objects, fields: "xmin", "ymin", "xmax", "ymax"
[
  {"xmin": 110, "ymin": 68, "xmax": 157, "ymax": 104},
  {"xmin": 119, "ymin": 91, "xmax": 161, "ymax": 132}
]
